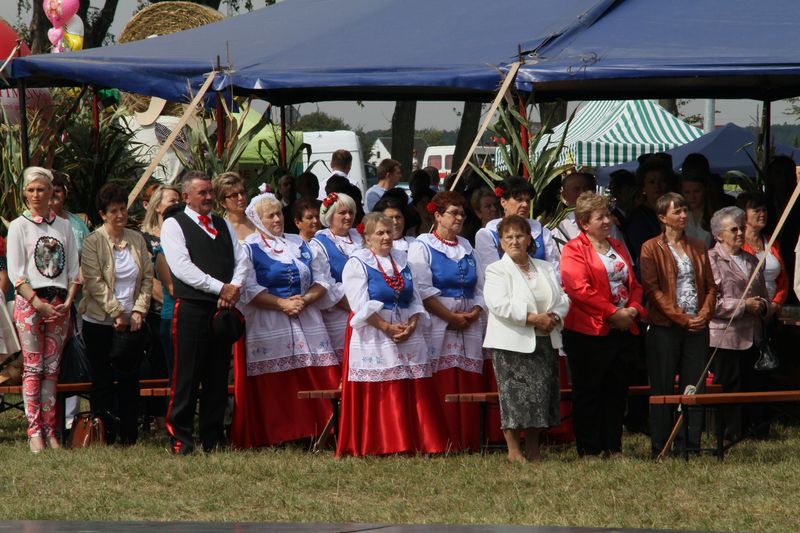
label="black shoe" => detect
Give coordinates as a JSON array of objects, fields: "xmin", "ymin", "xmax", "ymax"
[
  {"xmin": 202, "ymin": 440, "xmax": 227, "ymax": 453},
  {"xmin": 171, "ymin": 439, "xmax": 195, "ymax": 455}
]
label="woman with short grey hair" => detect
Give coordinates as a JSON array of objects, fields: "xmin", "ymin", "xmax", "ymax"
[
  {"xmin": 309, "ymin": 192, "xmax": 361, "ymax": 360},
  {"xmin": 708, "ymin": 205, "xmax": 772, "ymax": 441}
]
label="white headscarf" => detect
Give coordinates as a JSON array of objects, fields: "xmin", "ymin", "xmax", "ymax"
[{"xmin": 245, "ymin": 192, "xmax": 303, "ymax": 259}]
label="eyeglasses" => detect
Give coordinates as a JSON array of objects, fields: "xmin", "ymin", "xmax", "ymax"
[
  {"xmin": 225, "ymin": 190, "xmax": 246, "ymax": 200},
  {"xmin": 443, "ymin": 210, "xmax": 466, "ymax": 218},
  {"xmin": 727, "ymin": 226, "xmax": 745, "ymax": 233}
]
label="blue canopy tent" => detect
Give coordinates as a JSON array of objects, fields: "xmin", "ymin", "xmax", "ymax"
[
  {"xmin": 595, "ymin": 122, "xmax": 800, "ymax": 184},
  {"xmin": 9, "ymin": 0, "xmax": 603, "ymax": 104},
  {"xmin": 514, "ymin": 0, "xmax": 800, "ymax": 101}
]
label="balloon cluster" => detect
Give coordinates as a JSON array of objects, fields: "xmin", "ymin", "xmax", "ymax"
[{"xmin": 43, "ymin": 0, "xmax": 83, "ymax": 53}]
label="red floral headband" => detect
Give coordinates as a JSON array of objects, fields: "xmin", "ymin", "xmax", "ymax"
[
  {"xmin": 322, "ymin": 192, "xmax": 338, "ymax": 208},
  {"xmin": 355, "ymin": 223, "xmax": 365, "ymax": 236},
  {"xmin": 494, "ymin": 186, "xmax": 505, "ymax": 199},
  {"xmin": 426, "ymin": 201, "xmax": 438, "ymax": 214}
]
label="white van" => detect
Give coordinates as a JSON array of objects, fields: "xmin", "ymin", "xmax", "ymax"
[
  {"xmin": 421, "ymin": 145, "xmax": 496, "ymax": 183},
  {"xmin": 302, "ymin": 130, "xmax": 367, "ymax": 195}
]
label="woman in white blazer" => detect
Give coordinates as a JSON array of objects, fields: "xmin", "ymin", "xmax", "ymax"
[{"xmin": 483, "ymin": 215, "xmax": 570, "ymax": 463}]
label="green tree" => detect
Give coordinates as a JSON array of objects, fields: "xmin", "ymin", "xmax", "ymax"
[
  {"xmin": 291, "ymin": 111, "xmax": 351, "ymax": 132},
  {"xmin": 417, "ymin": 128, "xmax": 446, "ymax": 147}
]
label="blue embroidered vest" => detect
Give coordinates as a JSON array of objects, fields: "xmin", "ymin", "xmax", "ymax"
[
  {"xmin": 313, "ymin": 233, "xmax": 348, "ymax": 283},
  {"xmin": 248, "ymin": 241, "xmax": 313, "ymax": 298},
  {"xmin": 491, "ymin": 229, "xmax": 545, "ymax": 260},
  {"xmin": 426, "ymin": 244, "xmax": 477, "ymax": 299},
  {"xmin": 362, "ymin": 260, "xmax": 414, "ymax": 310}
]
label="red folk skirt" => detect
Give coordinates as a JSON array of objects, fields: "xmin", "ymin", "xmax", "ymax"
[
  {"xmin": 230, "ymin": 336, "xmax": 341, "ymax": 448},
  {"xmin": 433, "ymin": 367, "xmax": 484, "ymax": 452},
  {"xmin": 336, "ymin": 317, "xmax": 450, "ymax": 457}
]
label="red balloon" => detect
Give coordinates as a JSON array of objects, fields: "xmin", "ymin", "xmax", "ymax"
[
  {"xmin": 0, "ymin": 17, "xmax": 31, "ymax": 58},
  {"xmin": 0, "ymin": 18, "xmax": 51, "ymax": 124}
]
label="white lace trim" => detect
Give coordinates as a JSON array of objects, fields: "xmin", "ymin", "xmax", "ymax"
[
  {"xmin": 348, "ymin": 362, "xmax": 434, "ymax": 382},
  {"xmin": 435, "ymin": 354, "xmax": 484, "ymax": 374},
  {"xmin": 247, "ymin": 352, "xmax": 340, "ymax": 376}
]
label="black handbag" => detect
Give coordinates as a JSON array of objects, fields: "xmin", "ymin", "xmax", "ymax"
[
  {"xmin": 108, "ymin": 322, "xmax": 149, "ymax": 374},
  {"xmin": 754, "ymin": 336, "xmax": 779, "ymax": 371},
  {"xmin": 60, "ymin": 313, "xmax": 92, "ymax": 384}
]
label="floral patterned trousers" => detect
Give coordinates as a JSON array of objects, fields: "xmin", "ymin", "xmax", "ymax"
[{"xmin": 13, "ymin": 295, "xmax": 69, "ymax": 438}]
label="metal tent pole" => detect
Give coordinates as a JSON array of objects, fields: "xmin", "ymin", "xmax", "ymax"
[{"xmin": 17, "ymin": 79, "xmax": 29, "ymax": 168}]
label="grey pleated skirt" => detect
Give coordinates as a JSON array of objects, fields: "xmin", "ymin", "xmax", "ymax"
[{"xmin": 492, "ymin": 336, "xmax": 561, "ymax": 430}]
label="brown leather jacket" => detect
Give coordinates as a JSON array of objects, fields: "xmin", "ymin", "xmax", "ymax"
[{"xmin": 639, "ymin": 233, "xmax": 717, "ymax": 328}]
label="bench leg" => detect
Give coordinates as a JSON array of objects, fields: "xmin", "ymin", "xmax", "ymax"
[
  {"xmin": 715, "ymin": 407, "xmax": 725, "ymax": 461},
  {"xmin": 313, "ymin": 414, "xmax": 335, "ymax": 451},
  {"xmin": 479, "ymin": 402, "xmax": 487, "ymax": 455},
  {"xmin": 331, "ymin": 398, "xmax": 340, "ymax": 446},
  {"xmin": 682, "ymin": 405, "xmax": 690, "ymax": 462},
  {"xmin": 58, "ymin": 392, "xmax": 66, "ymax": 445}
]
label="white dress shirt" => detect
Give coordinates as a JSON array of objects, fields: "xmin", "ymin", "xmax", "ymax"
[
  {"xmin": 318, "ymin": 170, "xmax": 363, "ymax": 199},
  {"xmin": 161, "ymin": 205, "xmax": 249, "ymax": 296}
]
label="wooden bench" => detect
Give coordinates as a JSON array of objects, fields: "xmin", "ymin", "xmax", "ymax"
[
  {"xmin": 0, "ymin": 379, "xmax": 236, "ymax": 443},
  {"xmin": 297, "ymin": 389, "xmax": 341, "ymax": 450},
  {"xmin": 649, "ymin": 390, "xmax": 800, "ymax": 459},
  {"xmin": 446, "ymin": 384, "xmax": 722, "ymax": 452}
]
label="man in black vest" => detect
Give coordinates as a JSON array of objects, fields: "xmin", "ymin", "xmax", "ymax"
[{"xmin": 161, "ymin": 171, "xmax": 248, "ymax": 454}]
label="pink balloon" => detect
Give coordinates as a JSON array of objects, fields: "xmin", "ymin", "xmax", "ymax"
[
  {"xmin": 43, "ymin": 0, "xmax": 79, "ymax": 28},
  {"xmin": 47, "ymin": 26, "xmax": 64, "ymax": 46}
]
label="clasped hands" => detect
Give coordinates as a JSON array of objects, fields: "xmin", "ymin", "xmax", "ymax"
[
  {"xmin": 607, "ymin": 307, "xmax": 639, "ymax": 331},
  {"xmin": 446, "ymin": 306, "xmax": 483, "ymax": 331},
  {"xmin": 217, "ymin": 283, "xmax": 242, "ymax": 309},
  {"xmin": 113, "ymin": 311, "xmax": 143, "ymax": 332},
  {"xmin": 381, "ymin": 318, "xmax": 418, "ymax": 343},
  {"xmin": 35, "ymin": 299, "xmax": 71, "ymax": 323}
]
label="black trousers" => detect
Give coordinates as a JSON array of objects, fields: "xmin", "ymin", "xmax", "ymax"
[
  {"xmin": 141, "ymin": 310, "xmax": 168, "ymax": 419},
  {"xmin": 167, "ymin": 299, "xmax": 232, "ymax": 451},
  {"xmin": 712, "ymin": 346, "xmax": 763, "ymax": 441},
  {"xmin": 646, "ymin": 324, "xmax": 708, "ymax": 456},
  {"xmin": 563, "ymin": 329, "xmax": 635, "ymax": 456},
  {"xmin": 83, "ymin": 321, "xmax": 140, "ymax": 445}
]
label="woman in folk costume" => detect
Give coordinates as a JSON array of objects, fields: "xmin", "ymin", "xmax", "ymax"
[
  {"xmin": 408, "ymin": 191, "xmax": 486, "ymax": 451},
  {"xmin": 309, "ymin": 192, "xmax": 362, "ymax": 360},
  {"xmin": 231, "ymin": 193, "xmax": 339, "ymax": 448},
  {"xmin": 337, "ymin": 213, "xmax": 449, "ymax": 456}
]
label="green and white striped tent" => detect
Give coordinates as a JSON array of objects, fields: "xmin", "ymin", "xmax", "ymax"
[{"xmin": 538, "ymin": 100, "xmax": 703, "ymax": 167}]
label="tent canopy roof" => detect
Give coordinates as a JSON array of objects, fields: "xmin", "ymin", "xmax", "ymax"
[
  {"xmin": 596, "ymin": 122, "xmax": 800, "ymax": 181},
  {"xmin": 540, "ymin": 100, "xmax": 702, "ymax": 168},
  {"xmin": 516, "ymin": 0, "xmax": 800, "ymax": 101},
  {"xmin": 10, "ymin": 0, "xmax": 601, "ymax": 104}
]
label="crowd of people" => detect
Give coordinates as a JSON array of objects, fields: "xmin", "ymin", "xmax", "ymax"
[{"xmin": 0, "ymin": 149, "xmax": 798, "ymax": 461}]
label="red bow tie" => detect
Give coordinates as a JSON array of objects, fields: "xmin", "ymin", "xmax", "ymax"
[{"xmin": 198, "ymin": 214, "xmax": 218, "ymax": 236}]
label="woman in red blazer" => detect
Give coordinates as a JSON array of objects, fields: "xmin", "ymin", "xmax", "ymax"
[{"xmin": 560, "ymin": 192, "xmax": 646, "ymax": 457}]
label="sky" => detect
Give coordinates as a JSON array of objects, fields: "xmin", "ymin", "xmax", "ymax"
[{"xmin": 2, "ymin": 0, "xmax": 797, "ymax": 132}]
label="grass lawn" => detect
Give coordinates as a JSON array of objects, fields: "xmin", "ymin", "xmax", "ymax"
[{"xmin": 0, "ymin": 401, "xmax": 798, "ymax": 532}]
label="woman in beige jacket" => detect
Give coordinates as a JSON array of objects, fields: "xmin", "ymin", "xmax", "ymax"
[{"xmin": 79, "ymin": 183, "xmax": 153, "ymax": 445}]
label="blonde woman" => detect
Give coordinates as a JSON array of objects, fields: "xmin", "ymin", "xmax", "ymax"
[
  {"xmin": 7, "ymin": 167, "xmax": 80, "ymax": 452},
  {"xmin": 213, "ymin": 172, "xmax": 256, "ymax": 242}
]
